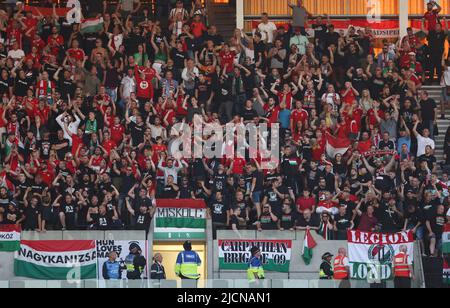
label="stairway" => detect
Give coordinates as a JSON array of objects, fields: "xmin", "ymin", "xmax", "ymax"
[
  {"xmin": 207, "ymin": 2, "xmax": 237, "ymax": 43},
  {"xmin": 421, "ymin": 85, "xmax": 449, "ymax": 176}
]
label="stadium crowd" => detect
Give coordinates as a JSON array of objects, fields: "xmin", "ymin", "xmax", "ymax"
[{"xmin": 0, "ymin": 0, "xmax": 448, "ymax": 257}]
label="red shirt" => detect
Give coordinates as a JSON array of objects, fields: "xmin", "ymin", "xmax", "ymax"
[
  {"xmin": 135, "ymin": 73, "xmax": 154, "ymax": 100},
  {"xmin": 341, "ymin": 89, "xmax": 356, "ymax": 105},
  {"xmin": 191, "ymin": 21, "xmax": 207, "ymax": 38},
  {"xmin": 312, "ymin": 138, "xmax": 326, "ymax": 161},
  {"xmin": 35, "ymin": 106, "xmax": 51, "ymax": 126},
  {"xmin": 71, "ymin": 134, "xmax": 83, "ymax": 156},
  {"xmin": 102, "ymin": 140, "xmax": 117, "ymax": 156},
  {"xmin": 23, "ymin": 17, "xmax": 38, "ymax": 39},
  {"xmin": 231, "ymin": 158, "xmax": 246, "ymax": 175},
  {"xmin": 176, "ymin": 95, "xmax": 188, "ymax": 116},
  {"xmin": 296, "ymin": 197, "xmax": 316, "ymax": 212},
  {"xmin": 291, "ymin": 109, "xmax": 309, "ymax": 127},
  {"xmin": 32, "ymin": 37, "xmax": 46, "ymax": 53},
  {"xmin": 110, "ymin": 124, "xmax": 125, "ymax": 145},
  {"xmin": 424, "ymin": 10, "xmax": 439, "ymax": 31},
  {"xmin": 67, "ymin": 48, "xmax": 86, "ymax": 63},
  {"xmin": 219, "ymin": 51, "xmax": 235, "ymax": 73},
  {"xmin": 277, "ymin": 91, "xmax": 294, "ymax": 109},
  {"xmin": 152, "ymin": 144, "xmax": 167, "ymax": 162},
  {"xmin": 367, "ymin": 108, "xmax": 384, "ymax": 127},
  {"xmin": 357, "ymin": 139, "xmax": 373, "ymax": 154},
  {"xmin": 264, "ymin": 105, "xmax": 280, "ymax": 125}
]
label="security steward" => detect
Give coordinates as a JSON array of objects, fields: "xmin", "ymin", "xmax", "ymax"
[
  {"xmin": 124, "ymin": 242, "xmax": 147, "ymax": 280},
  {"xmin": 150, "ymin": 253, "xmax": 166, "ymax": 287},
  {"xmin": 393, "ymin": 245, "xmax": 414, "ymax": 288},
  {"xmin": 175, "ymin": 241, "xmax": 202, "ymax": 280},
  {"xmin": 333, "ymin": 248, "xmax": 351, "ymax": 288},
  {"xmin": 247, "ymin": 246, "xmax": 265, "ymax": 287},
  {"xmin": 102, "ymin": 251, "xmax": 126, "ymax": 280},
  {"xmin": 320, "ymin": 252, "xmax": 334, "ymax": 280}
]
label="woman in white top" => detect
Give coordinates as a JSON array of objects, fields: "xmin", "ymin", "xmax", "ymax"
[{"xmin": 440, "ymin": 59, "xmax": 450, "ymax": 119}]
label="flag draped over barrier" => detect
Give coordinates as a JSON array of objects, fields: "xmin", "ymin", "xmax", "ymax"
[
  {"xmin": 154, "ymin": 199, "xmax": 207, "ymax": 240},
  {"xmin": 347, "ymin": 230, "xmax": 414, "ymax": 280},
  {"xmin": 14, "ymin": 241, "xmax": 97, "ymax": 280},
  {"xmin": 218, "ymin": 240, "xmax": 292, "ymax": 273},
  {"xmin": 0, "ymin": 225, "xmax": 21, "ymax": 252}
]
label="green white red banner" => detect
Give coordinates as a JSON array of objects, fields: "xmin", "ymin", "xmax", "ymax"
[
  {"xmin": 154, "ymin": 200, "xmax": 207, "ymax": 240},
  {"xmin": 218, "ymin": 240, "xmax": 292, "ymax": 273},
  {"xmin": 347, "ymin": 230, "xmax": 414, "ymax": 280}
]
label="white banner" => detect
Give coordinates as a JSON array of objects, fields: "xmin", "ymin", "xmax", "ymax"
[
  {"xmin": 96, "ymin": 240, "xmax": 148, "ymax": 281},
  {"xmin": 348, "ymin": 231, "xmax": 415, "ymax": 280}
]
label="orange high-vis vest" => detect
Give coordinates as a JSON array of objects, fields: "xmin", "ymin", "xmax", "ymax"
[
  {"xmin": 393, "ymin": 252, "xmax": 411, "ymax": 278},
  {"xmin": 333, "ymin": 255, "xmax": 349, "ymax": 280}
]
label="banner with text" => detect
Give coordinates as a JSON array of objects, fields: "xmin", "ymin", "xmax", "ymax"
[
  {"xmin": 0, "ymin": 225, "xmax": 21, "ymax": 252},
  {"xmin": 218, "ymin": 240, "xmax": 292, "ymax": 273},
  {"xmin": 348, "ymin": 231, "xmax": 414, "ymax": 280},
  {"xmin": 154, "ymin": 200, "xmax": 207, "ymax": 240},
  {"xmin": 96, "ymin": 240, "xmax": 148, "ymax": 280},
  {"xmin": 14, "ymin": 241, "xmax": 97, "ymax": 280}
]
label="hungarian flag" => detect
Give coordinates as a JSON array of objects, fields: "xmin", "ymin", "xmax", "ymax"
[
  {"xmin": 14, "ymin": 241, "xmax": 97, "ymax": 280},
  {"xmin": 80, "ymin": 18, "xmax": 104, "ymax": 34},
  {"xmin": 0, "ymin": 225, "xmax": 21, "ymax": 252},
  {"xmin": 302, "ymin": 229, "xmax": 317, "ymax": 265},
  {"xmin": 325, "ymin": 133, "xmax": 351, "ymax": 159},
  {"xmin": 318, "ymin": 221, "xmax": 333, "ymax": 240},
  {"xmin": 444, "ymin": 258, "xmax": 450, "ymax": 285},
  {"xmin": 443, "ymin": 224, "xmax": 450, "ymax": 254}
]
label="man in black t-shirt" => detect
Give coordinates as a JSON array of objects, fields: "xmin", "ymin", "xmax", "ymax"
[
  {"xmin": 296, "ymin": 209, "xmax": 320, "ymax": 230},
  {"xmin": 334, "ymin": 205, "xmax": 354, "ymax": 240},
  {"xmin": 52, "ymin": 130, "xmax": 70, "ymax": 160},
  {"xmin": 209, "ymin": 191, "xmax": 229, "ymax": 238},
  {"xmin": 258, "ymin": 204, "xmax": 278, "ymax": 231},
  {"xmin": 419, "ymin": 91, "xmax": 437, "ymax": 136},
  {"xmin": 426, "ymin": 204, "xmax": 447, "ymax": 257}
]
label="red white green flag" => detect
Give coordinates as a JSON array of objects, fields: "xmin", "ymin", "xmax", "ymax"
[
  {"xmin": 14, "ymin": 241, "xmax": 97, "ymax": 280},
  {"xmin": 443, "ymin": 224, "xmax": 450, "ymax": 254},
  {"xmin": 444, "ymin": 258, "xmax": 450, "ymax": 285},
  {"xmin": 0, "ymin": 225, "xmax": 21, "ymax": 252},
  {"xmin": 302, "ymin": 229, "xmax": 317, "ymax": 265}
]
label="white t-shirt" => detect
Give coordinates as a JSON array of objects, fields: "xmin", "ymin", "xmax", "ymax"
[
  {"xmin": 442, "ymin": 66, "xmax": 450, "ymax": 86},
  {"xmin": 416, "ymin": 134, "xmax": 435, "ymax": 157},
  {"xmin": 321, "ymin": 92, "xmax": 341, "ymax": 112},
  {"xmin": 257, "ymin": 22, "xmax": 277, "ymax": 43},
  {"xmin": 446, "ymin": 207, "xmax": 450, "ymax": 218},
  {"xmin": 121, "ymin": 76, "xmax": 136, "ymax": 99},
  {"xmin": 8, "ymin": 49, "xmax": 25, "ymax": 61}
]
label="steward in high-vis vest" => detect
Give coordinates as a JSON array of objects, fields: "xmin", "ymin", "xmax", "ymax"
[
  {"xmin": 175, "ymin": 241, "xmax": 201, "ymax": 280},
  {"xmin": 393, "ymin": 245, "xmax": 413, "ymax": 288},
  {"xmin": 333, "ymin": 248, "xmax": 351, "ymax": 288},
  {"xmin": 247, "ymin": 246, "xmax": 265, "ymax": 287},
  {"xmin": 319, "ymin": 252, "xmax": 334, "ymax": 280},
  {"xmin": 102, "ymin": 251, "xmax": 126, "ymax": 280},
  {"xmin": 124, "ymin": 243, "xmax": 147, "ymax": 280}
]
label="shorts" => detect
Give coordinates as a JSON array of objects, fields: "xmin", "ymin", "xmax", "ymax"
[
  {"xmin": 252, "ymin": 191, "xmax": 262, "ymax": 203},
  {"xmin": 408, "ymin": 226, "xmax": 424, "ymax": 241}
]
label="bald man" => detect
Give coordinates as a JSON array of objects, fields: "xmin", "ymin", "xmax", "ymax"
[
  {"xmin": 334, "ymin": 247, "xmax": 351, "ymax": 288},
  {"xmin": 393, "ymin": 245, "xmax": 414, "ymax": 288}
]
